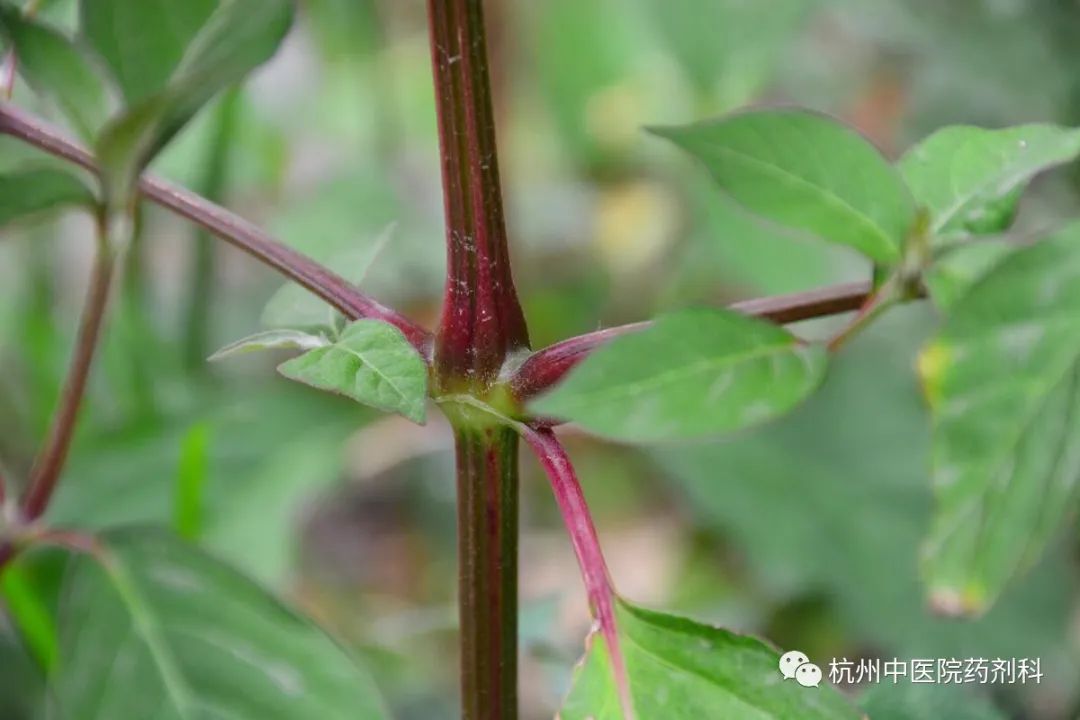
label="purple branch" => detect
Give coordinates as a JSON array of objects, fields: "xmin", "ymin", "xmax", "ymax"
[
  {"xmin": 519, "ymin": 426, "xmax": 636, "ymax": 720},
  {"xmin": 22, "ymin": 234, "xmax": 113, "ymax": 521},
  {"xmin": 0, "ymin": 102, "xmax": 432, "ymax": 355}
]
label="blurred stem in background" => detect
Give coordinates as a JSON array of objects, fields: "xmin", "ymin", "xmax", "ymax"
[{"xmin": 183, "ymin": 88, "xmax": 240, "ymax": 373}]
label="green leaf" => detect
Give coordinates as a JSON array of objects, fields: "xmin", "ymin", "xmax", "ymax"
[
  {"xmin": 278, "ymin": 319, "xmax": 427, "ymax": 424},
  {"xmin": 93, "ymin": 0, "xmax": 293, "ymax": 205},
  {"xmin": 653, "ymin": 109, "xmax": 916, "ymax": 264},
  {"xmin": 642, "ymin": 0, "xmax": 810, "ymax": 106},
  {"xmin": 52, "ymin": 528, "xmax": 389, "ymax": 719},
  {"xmin": 80, "ymin": 0, "xmax": 218, "ymax": 105},
  {"xmin": 531, "ymin": 309, "xmax": 827, "ymax": 442},
  {"xmin": 861, "ymin": 683, "xmax": 1006, "ymax": 720},
  {"xmin": 0, "ymin": 7, "xmax": 109, "ymax": 140},
  {"xmin": 209, "ymin": 329, "xmax": 330, "ymax": 362},
  {"xmin": 923, "ymin": 239, "xmax": 1015, "ymax": 311},
  {"xmin": 0, "ymin": 168, "xmax": 95, "ymax": 227},
  {"xmin": 899, "ymin": 124, "xmax": 1080, "ymax": 239},
  {"xmin": 919, "ymin": 221, "xmax": 1080, "ymax": 615},
  {"xmin": 653, "ymin": 307, "xmax": 1077, "ymax": 675},
  {"xmin": 561, "ymin": 600, "xmax": 860, "ymax": 719},
  {"xmin": 261, "ymin": 223, "xmax": 397, "ymax": 329}
]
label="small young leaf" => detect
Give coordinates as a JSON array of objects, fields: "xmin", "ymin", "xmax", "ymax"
[
  {"xmin": 920, "ymin": 221, "xmax": 1080, "ymax": 615},
  {"xmin": 0, "ymin": 168, "xmax": 95, "ymax": 227},
  {"xmin": 53, "ymin": 528, "xmax": 389, "ymax": 719},
  {"xmin": 278, "ymin": 319, "xmax": 428, "ymax": 424},
  {"xmin": 561, "ymin": 601, "xmax": 860, "ymax": 719},
  {"xmin": 0, "ymin": 7, "xmax": 109, "ymax": 140},
  {"xmin": 209, "ymin": 329, "xmax": 330, "ymax": 362},
  {"xmin": 653, "ymin": 109, "xmax": 916, "ymax": 264},
  {"xmin": 93, "ymin": 0, "xmax": 293, "ymax": 205},
  {"xmin": 899, "ymin": 124, "xmax": 1080, "ymax": 239},
  {"xmin": 530, "ymin": 309, "xmax": 827, "ymax": 442},
  {"xmin": 923, "ymin": 239, "xmax": 1015, "ymax": 311}
]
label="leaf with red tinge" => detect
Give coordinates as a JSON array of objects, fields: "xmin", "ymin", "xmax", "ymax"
[{"xmin": 561, "ymin": 600, "xmax": 861, "ymax": 720}]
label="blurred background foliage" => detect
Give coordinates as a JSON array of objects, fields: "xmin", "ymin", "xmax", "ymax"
[{"xmin": 2, "ymin": 0, "xmax": 1080, "ymax": 718}]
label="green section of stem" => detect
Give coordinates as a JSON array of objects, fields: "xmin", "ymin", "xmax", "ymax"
[{"xmin": 452, "ymin": 424, "xmax": 519, "ymax": 720}]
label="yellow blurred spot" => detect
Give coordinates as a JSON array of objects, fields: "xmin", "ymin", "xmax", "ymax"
[
  {"xmin": 917, "ymin": 342, "xmax": 951, "ymax": 406},
  {"xmin": 585, "ymin": 83, "xmax": 644, "ymax": 150},
  {"xmin": 593, "ymin": 181, "xmax": 679, "ymax": 278}
]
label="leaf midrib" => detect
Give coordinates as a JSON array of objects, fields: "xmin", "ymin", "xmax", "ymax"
[
  {"xmin": 618, "ymin": 625, "xmax": 777, "ymax": 720},
  {"xmin": 103, "ymin": 552, "xmax": 199, "ymax": 720},
  {"xmin": 699, "ymin": 142, "xmax": 901, "ymax": 261}
]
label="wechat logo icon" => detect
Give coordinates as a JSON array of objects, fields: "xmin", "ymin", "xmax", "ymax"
[{"xmin": 779, "ymin": 650, "xmax": 822, "ymax": 688}]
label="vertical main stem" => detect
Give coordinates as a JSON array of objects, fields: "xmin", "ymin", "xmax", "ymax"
[
  {"xmin": 427, "ymin": 0, "xmax": 529, "ymax": 390},
  {"xmin": 426, "ymin": 1, "xmax": 529, "ymax": 717},
  {"xmin": 454, "ymin": 425, "xmax": 519, "ymax": 719}
]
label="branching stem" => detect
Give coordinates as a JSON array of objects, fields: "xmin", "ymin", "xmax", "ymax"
[{"xmin": 0, "ymin": 102, "xmax": 432, "ymax": 355}]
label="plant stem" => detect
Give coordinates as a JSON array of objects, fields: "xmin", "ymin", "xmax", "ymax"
[
  {"xmin": 453, "ymin": 425, "xmax": 519, "ymax": 719},
  {"xmin": 519, "ymin": 427, "xmax": 635, "ymax": 720},
  {"xmin": 184, "ymin": 88, "xmax": 240, "ymax": 372},
  {"xmin": 425, "ymin": 1, "xmax": 529, "ymax": 716},
  {"xmin": 0, "ymin": 102, "xmax": 432, "ymax": 355},
  {"xmin": 21, "ymin": 216, "xmax": 115, "ymax": 522},
  {"xmin": 427, "ymin": 0, "xmax": 529, "ymax": 391}
]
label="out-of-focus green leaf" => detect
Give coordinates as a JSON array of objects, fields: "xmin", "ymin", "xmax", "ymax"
[
  {"xmin": 0, "ymin": 561, "xmax": 58, "ymax": 672},
  {"xmin": 654, "ymin": 109, "xmax": 916, "ymax": 264},
  {"xmin": 93, "ymin": 0, "xmax": 293, "ymax": 204},
  {"xmin": 278, "ymin": 319, "xmax": 427, "ymax": 424},
  {"xmin": 561, "ymin": 600, "xmax": 859, "ymax": 719},
  {"xmin": 653, "ymin": 306, "xmax": 1077, "ymax": 678},
  {"xmin": 304, "ymin": 0, "xmax": 380, "ymax": 63},
  {"xmin": 261, "ymin": 223, "xmax": 396, "ymax": 330},
  {"xmin": 80, "ymin": 0, "xmax": 217, "ymax": 105},
  {"xmin": 172, "ymin": 421, "xmax": 210, "ymax": 540},
  {"xmin": 919, "ymin": 221, "xmax": 1080, "ymax": 615},
  {"xmin": 923, "ymin": 239, "xmax": 1015, "ymax": 311},
  {"xmin": 532, "ymin": 309, "xmax": 827, "ymax": 442},
  {"xmin": 209, "ymin": 329, "xmax": 330, "ymax": 362},
  {"xmin": 52, "ymin": 528, "xmax": 389, "ymax": 719},
  {"xmin": 535, "ymin": 0, "xmax": 642, "ymax": 167},
  {"xmin": 0, "ymin": 6, "xmax": 109, "ymax": 139},
  {"xmin": 0, "ymin": 167, "xmax": 95, "ymax": 227},
  {"xmin": 898, "ymin": 124, "xmax": 1080, "ymax": 240},
  {"xmin": 861, "ymin": 683, "xmax": 1006, "ymax": 720},
  {"xmin": 640, "ymin": 0, "xmax": 811, "ymax": 107}
]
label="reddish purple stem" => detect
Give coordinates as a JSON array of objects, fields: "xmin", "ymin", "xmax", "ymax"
[
  {"xmin": 520, "ymin": 426, "xmax": 636, "ymax": 720},
  {"xmin": 0, "ymin": 102, "xmax": 432, "ymax": 355}
]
